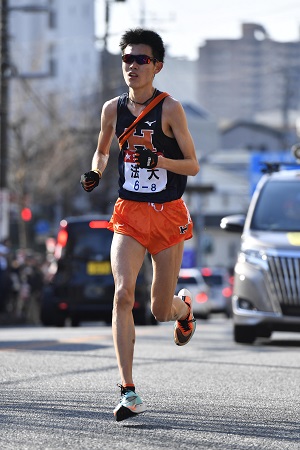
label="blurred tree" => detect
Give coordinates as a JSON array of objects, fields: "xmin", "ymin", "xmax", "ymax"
[{"xmin": 8, "ymin": 77, "xmax": 119, "ymax": 246}]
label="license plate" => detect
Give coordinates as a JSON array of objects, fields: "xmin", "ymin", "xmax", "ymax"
[{"xmin": 87, "ymin": 261, "xmax": 111, "ymax": 275}]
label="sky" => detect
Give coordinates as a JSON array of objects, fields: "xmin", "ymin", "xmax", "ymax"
[{"xmin": 95, "ymin": 0, "xmax": 300, "ymax": 60}]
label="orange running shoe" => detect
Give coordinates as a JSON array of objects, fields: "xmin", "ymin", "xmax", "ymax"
[{"xmin": 174, "ymin": 288, "xmax": 196, "ymax": 346}]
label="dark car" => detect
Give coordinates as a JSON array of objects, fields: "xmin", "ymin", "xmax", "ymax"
[{"xmin": 40, "ymin": 215, "xmax": 154, "ymax": 327}]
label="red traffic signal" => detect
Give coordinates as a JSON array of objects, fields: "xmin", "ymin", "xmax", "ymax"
[{"xmin": 21, "ymin": 207, "xmax": 32, "ymax": 221}]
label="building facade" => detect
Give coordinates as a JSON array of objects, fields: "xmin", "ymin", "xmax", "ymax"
[
  {"xmin": 9, "ymin": 0, "xmax": 100, "ymax": 119},
  {"xmin": 197, "ymin": 23, "xmax": 300, "ymax": 125}
]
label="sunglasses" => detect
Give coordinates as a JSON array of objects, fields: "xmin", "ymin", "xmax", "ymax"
[{"xmin": 122, "ymin": 54, "xmax": 157, "ymax": 65}]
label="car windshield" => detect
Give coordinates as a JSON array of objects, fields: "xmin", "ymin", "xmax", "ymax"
[
  {"xmin": 65, "ymin": 223, "xmax": 112, "ymax": 259},
  {"xmin": 202, "ymin": 274, "xmax": 223, "ymax": 286},
  {"xmin": 251, "ymin": 179, "xmax": 300, "ymax": 231},
  {"xmin": 177, "ymin": 276, "xmax": 198, "ymax": 285}
]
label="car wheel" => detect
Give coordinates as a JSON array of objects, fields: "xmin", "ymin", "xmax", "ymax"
[
  {"xmin": 257, "ymin": 328, "xmax": 272, "ymax": 339},
  {"xmin": 71, "ymin": 317, "xmax": 80, "ymax": 327},
  {"xmin": 54, "ymin": 315, "xmax": 66, "ymax": 327},
  {"xmin": 234, "ymin": 325, "xmax": 256, "ymax": 344},
  {"xmin": 150, "ymin": 314, "xmax": 158, "ymax": 325},
  {"xmin": 134, "ymin": 307, "xmax": 157, "ymax": 325},
  {"xmin": 196, "ymin": 313, "xmax": 209, "ymax": 320},
  {"xmin": 40, "ymin": 315, "xmax": 54, "ymax": 327},
  {"xmin": 225, "ymin": 307, "xmax": 232, "ymax": 318},
  {"xmin": 40, "ymin": 311, "xmax": 65, "ymax": 327},
  {"xmin": 134, "ymin": 310, "xmax": 147, "ymax": 325},
  {"xmin": 40, "ymin": 306, "xmax": 56, "ymax": 326}
]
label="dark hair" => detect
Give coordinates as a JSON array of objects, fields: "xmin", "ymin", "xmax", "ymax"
[{"xmin": 119, "ymin": 28, "xmax": 165, "ymax": 62}]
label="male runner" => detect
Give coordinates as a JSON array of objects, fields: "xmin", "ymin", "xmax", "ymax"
[{"xmin": 80, "ymin": 28, "xmax": 200, "ymax": 422}]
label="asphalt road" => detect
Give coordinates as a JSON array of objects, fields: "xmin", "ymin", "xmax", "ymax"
[{"xmin": 0, "ymin": 317, "xmax": 299, "ymax": 450}]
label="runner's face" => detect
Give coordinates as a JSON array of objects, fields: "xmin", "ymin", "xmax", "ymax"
[{"xmin": 122, "ymin": 44, "xmax": 161, "ymax": 89}]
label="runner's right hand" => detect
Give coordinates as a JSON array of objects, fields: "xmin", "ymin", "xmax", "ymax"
[
  {"xmin": 134, "ymin": 148, "xmax": 158, "ymax": 169},
  {"xmin": 80, "ymin": 170, "xmax": 101, "ymax": 192}
]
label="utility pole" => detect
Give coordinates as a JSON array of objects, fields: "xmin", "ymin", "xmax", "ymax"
[
  {"xmin": 103, "ymin": 0, "xmax": 126, "ymax": 51},
  {"xmin": 139, "ymin": 0, "xmax": 146, "ymax": 27},
  {"xmin": 0, "ymin": 0, "xmax": 8, "ymax": 189},
  {"xmin": 0, "ymin": 0, "xmax": 9, "ymax": 238},
  {"xmin": 101, "ymin": 0, "xmax": 126, "ymax": 104},
  {"xmin": 0, "ymin": 1, "xmax": 52, "ymax": 240}
]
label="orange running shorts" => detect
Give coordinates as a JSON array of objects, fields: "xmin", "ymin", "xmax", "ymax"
[{"xmin": 107, "ymin": 198, "xmax": 193, "ymax": 255}]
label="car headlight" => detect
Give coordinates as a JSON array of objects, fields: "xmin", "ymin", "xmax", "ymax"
[{"xmin": 238, "ymin": 248, "xmax": 268, "ymax": 269}]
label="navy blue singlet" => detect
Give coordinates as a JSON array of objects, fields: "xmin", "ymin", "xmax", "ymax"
[{"xmin": 116, "ymin": 90, "xmax": 187, "ymax": 203}]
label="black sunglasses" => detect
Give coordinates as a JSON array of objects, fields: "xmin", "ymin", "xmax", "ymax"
[{"xmin": 122, "ymin": 54, "xmax": 157, "ymax": 65}]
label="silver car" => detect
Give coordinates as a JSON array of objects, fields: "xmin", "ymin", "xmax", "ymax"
[
  {"xmin": 201, "ymin": 267, "xmax": 233, "ymax": 317},
  {"xmin": 221, "ymin": 167, "xmax": 300, "ymax": 343}
]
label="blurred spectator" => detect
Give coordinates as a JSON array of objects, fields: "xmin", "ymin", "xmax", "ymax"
[
  {"xmin": 0, "ymin": 239, "xmax": 11, "ymax": 312},
  {"xmin": 0, "ymin": 246, "xmax": 47, "ymax": 324},
  {"xmin": 7, "ymin": 258, "xmax": 21, "ymax": 315},
  {"xmin": 15, "ymin": 252, "xmax": 45, "ymax": 324}
]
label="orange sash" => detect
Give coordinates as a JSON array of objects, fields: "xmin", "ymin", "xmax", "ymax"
[{"xmin": 118, "ymin": 92, "xmax": 169, "ymax": 149}]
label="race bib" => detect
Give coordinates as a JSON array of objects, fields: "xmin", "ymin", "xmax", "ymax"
[
  {"xmin": 123, "ymin": 161, "xmax": 167, "ymax": 193},
  {"xmin": 122, "ymin": 129, "xmax": 167, "ymax": 193}
]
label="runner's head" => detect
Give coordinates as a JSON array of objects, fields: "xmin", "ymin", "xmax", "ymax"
[{"xmin": 119, "ymin": 28, "xmax": 165, "ymax": 63}]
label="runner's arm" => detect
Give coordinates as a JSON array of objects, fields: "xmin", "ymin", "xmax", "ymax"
[
  {"xmin": 157, "ymin": 97, "xmax": 199, "ymax": 176},
  {"xmin": 91, "ymin": 98, "xmax": 118, "ymax": 175}
]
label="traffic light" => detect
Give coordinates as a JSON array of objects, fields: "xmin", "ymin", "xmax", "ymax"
[{"xmin": 21, "ymin": 207, "xmax": 32, "ymax": 221}]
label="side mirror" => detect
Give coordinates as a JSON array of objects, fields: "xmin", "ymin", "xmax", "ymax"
[{"xmin": 220, "ymin": 214, "xmax": 245, "ymax": 233}]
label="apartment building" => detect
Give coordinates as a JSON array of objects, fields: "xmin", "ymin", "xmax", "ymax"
[
  {"xmin": 9, "ymin": 0, "xmax": 99, "ymax": 119},
  {"xmin": 197, "ymin": 23, "xmax": 300, "ymax": 124}
]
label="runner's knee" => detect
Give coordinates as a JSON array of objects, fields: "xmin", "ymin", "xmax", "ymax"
[
  {"xmin": 151, "ymin": 300, "xmax": 170, "ymax": 322},
  {"xmin": 113, "ymin": 286, "xmax": 135, "ymax": 313}
]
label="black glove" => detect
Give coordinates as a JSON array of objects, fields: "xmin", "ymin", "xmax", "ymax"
[
  {"xmin": 134, "ymin": 148, "xmax": 158, "ymax": 169},
  {"xmin": 80, "ymin": 170, "xmax": 101, "ymax": 192}
]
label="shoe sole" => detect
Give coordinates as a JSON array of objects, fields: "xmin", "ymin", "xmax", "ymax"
[
  {"xmin": 174, "ymin": 320, "xmax": 196, "ymax": 346},
  {"xmin": 174, "ymin": 288, "xmax": 196, "ymax": 346},
  {"xmin": 114, "ymin": 405, "xmax": 146, "ymax": 422}
]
